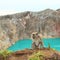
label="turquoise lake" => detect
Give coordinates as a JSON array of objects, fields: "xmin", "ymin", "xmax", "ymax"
[{"xmin": 8, "ymin": 38, "xmax": 60, "ymax": 52}]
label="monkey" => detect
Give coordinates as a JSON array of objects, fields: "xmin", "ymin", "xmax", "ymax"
[{"xmin": 31, "ymin": 32, "xmax": 44, "ymax": 49}]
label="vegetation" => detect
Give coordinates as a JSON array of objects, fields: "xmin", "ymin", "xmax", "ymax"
[
  {"xmin": 48, "ymin": 43, "xmax": 51, "ymax": 49},
  {"xmin": 28, "ymin": 48, "xmax": 60, "ymax": 60},
  {"xmin": 0, "ymin": 50, "xmax": 12, "ymax": 60},
  {"xmin": 28, "ymin": 51, "xmax": 45, "ymax": 60}
]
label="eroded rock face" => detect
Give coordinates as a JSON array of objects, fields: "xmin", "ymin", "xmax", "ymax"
[{"xmin": 0, "ymin": 9, "xmax": 60, "ymax": 50}]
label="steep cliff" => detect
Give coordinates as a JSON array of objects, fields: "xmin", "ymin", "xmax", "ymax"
[{"xmin": 0, "ymin": 9, "xmax": 60, "ymax": 50}]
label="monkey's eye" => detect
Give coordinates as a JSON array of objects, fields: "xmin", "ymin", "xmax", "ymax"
[
  {"xmin": 36, "ymin": 33, "xmax": 38, "ymax": 35},
  {"xmin": 33, "ymin": 34, "xmax": 35, "ymax": 36}
]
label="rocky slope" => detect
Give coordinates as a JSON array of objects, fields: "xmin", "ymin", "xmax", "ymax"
[{"xmin": 0, "ymin": 9, "xmax": 60, "ymax": 50}]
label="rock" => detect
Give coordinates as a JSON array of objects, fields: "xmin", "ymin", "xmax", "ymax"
[
  {"xmin": 0, "ymin": 9, "xmax": 60, "ymax": 50},
  {"xmin": 7, "ymin": 49, "xmax": 60, "ymax": 60}
]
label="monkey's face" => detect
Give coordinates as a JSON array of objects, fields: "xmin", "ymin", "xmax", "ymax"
[{"xmin": 32, "ymin": 33, "xmax": 38, "ymax": 39}]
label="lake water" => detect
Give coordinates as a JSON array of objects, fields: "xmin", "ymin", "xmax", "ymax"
[{"xmin": 8, "ymin": 38, "xmax": 60, "ymax": 52}]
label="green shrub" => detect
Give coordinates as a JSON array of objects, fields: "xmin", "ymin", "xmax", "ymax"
[
  {"xmin": 0, "ymin": 50, "xmax": 12, "ymax": 60},
  {"xmin": 28, "ymin": 51, "xmax": 45, "ymax": 60}
]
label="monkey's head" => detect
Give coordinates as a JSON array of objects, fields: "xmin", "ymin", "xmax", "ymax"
[{"xmin": 31, "ymin": 32, "xmax": 38, "ymax": 39}]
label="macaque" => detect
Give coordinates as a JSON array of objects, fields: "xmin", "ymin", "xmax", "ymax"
[{"xmin": 31, "ymin": 32, "xmax": 44, "ymax": 49}]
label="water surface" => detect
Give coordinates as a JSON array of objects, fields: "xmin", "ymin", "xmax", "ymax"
[{"xmin": 8, "ymin": 38, "xmax": 60, "ymax": 52}]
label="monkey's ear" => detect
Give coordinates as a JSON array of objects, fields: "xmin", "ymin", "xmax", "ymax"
[{"xmin": 31, "ymin": 34, "xmax": 35, "ymax": 39}]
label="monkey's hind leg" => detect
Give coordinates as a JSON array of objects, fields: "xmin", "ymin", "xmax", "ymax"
[
  {"xmin": 32, "ymin": 42, "xmax": 38, "ymax": 49},
  {"xmin": 38, "ymin": 42, "xmax": 44, "ymax": 49}
]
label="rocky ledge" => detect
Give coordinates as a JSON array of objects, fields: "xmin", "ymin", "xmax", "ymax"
[{"xmin": 1, "ymin": 48, "xmax": 59, "ymax": 60}]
